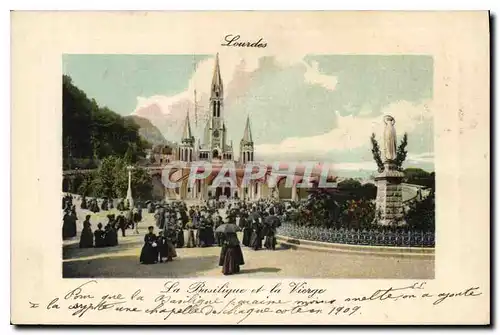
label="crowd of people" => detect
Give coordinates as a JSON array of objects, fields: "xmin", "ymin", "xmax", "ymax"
[
  {"xmin": 63, "ymin": 193, "xmax": 297, "ymax": 276},
  {"xmin": 62, "ymin": 194, "xmax": 77, "ymax": 239},
  {"xmin": 139, "ymin": 198, "xmax": 286, "ymax": 274},
  {"xmin": 62, "ymin": 194, "xmax": 143, "ymax": 249}
]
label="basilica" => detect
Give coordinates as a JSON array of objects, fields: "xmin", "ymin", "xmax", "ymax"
[
  {"xmin": 175, "ymin": 53, "xmax": 254, "ymax": 167},
  {"xmin": 165, "ymin": 54, "xmax": 335, "ymax": 201}
]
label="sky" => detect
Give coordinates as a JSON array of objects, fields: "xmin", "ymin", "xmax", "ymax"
[{"xmin": 63, "ymin": 54, "xmax": 434, "ymax": 177}]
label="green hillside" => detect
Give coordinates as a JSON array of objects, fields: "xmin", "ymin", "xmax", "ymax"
[{"xmin": 63, "ymin": 75, "xmax": 150, "ymax": 169}]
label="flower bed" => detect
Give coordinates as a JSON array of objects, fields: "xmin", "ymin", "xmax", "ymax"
[{"xmin": 276, "ymin": 222, "xmax": 435, "ymax": 248}]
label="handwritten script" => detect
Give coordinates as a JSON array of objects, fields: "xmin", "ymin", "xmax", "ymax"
[{"xmin": 29, "ymin": 280, "xmax": 482, "ymax": 324}]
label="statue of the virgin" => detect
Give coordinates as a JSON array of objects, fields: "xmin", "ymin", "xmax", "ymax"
[{"xmin": 383, "ymin": 115, "xmax": 397, "ymax": 161}]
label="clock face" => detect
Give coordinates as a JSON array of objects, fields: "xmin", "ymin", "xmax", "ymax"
[{"xmin": 213, "ymin": 130, "xmax": 219, "ymax": 138}]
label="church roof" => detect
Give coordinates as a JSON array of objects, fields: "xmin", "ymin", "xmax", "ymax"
[
  {"xmin": 181, "ymin": 112, "xmax": 193, "ymax": 141},
  {"xmin": 242, "ymin": 115, "xmax": 253, "ymax": 143},
  {"xmin": 211, "ymin": 53, "xmax": 223, "ymax": 98}
]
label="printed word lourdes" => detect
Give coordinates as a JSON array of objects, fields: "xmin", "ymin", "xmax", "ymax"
[{"xmin": 221, "ymin": 34, "xmax": 267, "ymax": 48}]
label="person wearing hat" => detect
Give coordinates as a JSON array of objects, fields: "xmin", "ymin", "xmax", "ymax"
[
  {"xmin": 140, "ymin": 226, "xmax": 158, "ymax": 264},
  {"xmin": 219, "ymin": 230, "xmax": 245, "ymax": 275},
  {"xmin": 165, "ymin": 226, "xmax": 178, "ymax": 262},
  {"xmin": 249, "ymin": 214, "xmax": 263, "ymax": 251},
  {"xmin": 62, "ymin": 209, "xmax": 77, "ymax": 240},
  {"xmin": 94, "ymin": 223, "xmax": 106, "ymax": 248},
  {"xmin": 175, "ymin": 219, "xmax": 185, "ymax": 248},
  {"xmin": 197, "ymin": 217, "xmax": 206, "ymax": 247},
  {"xmin": 156, "ymin": 231, "xmax": 168, "ymax": 263},
  {"xmin": 186, "ymin": 215, "xmax": 197, "ymax": 248},
  {"xmin": 116, "ymin": 212, "xmax": 127, "ymax": 237},
  {"xmin": 80, "ymin": 196, "xmax": 88, "ymax": 210},
  {"xmin": 204, "ymin": 215, "xmax": 215, "ymax": 247},
  {"xmin": 79, "ymin": 214, "xmax": 94, "ymax": 248},
  {"xmin": 240, "ymin": 212, "xmax": 252, "ymax": 247},
  {"xmin": 214, "ymin": 215, "xmax": 224, "ymax": 247}
]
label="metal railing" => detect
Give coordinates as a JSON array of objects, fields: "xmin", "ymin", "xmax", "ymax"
[{"xmin": 277, "ymin": 222, "xmax": 435, "ymax": 247}]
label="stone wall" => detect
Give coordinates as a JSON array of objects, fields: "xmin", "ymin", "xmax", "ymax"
[{"xmin": 376, "ymin": 176, "xmax": 405, "ymax": 225}]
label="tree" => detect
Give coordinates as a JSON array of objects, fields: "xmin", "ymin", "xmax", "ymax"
[
  {"xmin": 124, "ymin": 144, "xmax": 135, "ymax": 164},
  {"xmin": 92, "ymin": 156, "xmax": 121, "ymax": 198},
  {"xmin": 63, "ymin": 75, "xmax": 148, "ymax": 167},
  {"xmin": 338, "ymin": 178, "xmax": 362, "ymax": 189},
  {"xmin": 370, "ymin": 133, "xmax": 385, "ymax": 172},
  {"xmin": 405, "ymin": 191, "xmax": 435, "ymax": 231},
  {"xmin": 131, "ymin": 168, "xmax": 153, "ymax": 201},
  {"xmin": 89, "ymin": 156, "xmax": 153, "ymax": 200},
  {"xmin": 337, "ymin": 179, "xmax": 376, "ymax": 200},
  {"xmin": 360, "ymin": 183, "xmax": 377, "ymax": 200},
  {"xmin": 403, "ymin": 168, "xmax": 435, "ymax": 189},
  {"xmin": 370, "ymin": 132, "xmax": 408, "ymax": 172},
  {"xmin": 78, "ymin": 171, "xmax": 97, "ymax": 196},
  {"xmin": 395, "ymin": 133, "xmax": 408, "ymax": 171}
]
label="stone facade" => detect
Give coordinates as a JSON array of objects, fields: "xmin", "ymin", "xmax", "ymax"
[{"xmin": 375, "ymin": 160, "xmax": 405, "ymax": 225}]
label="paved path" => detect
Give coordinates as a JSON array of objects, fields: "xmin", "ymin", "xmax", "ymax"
[{"xmin": 63, "ymin": 199, "xmax": 434, "ymax": 279}]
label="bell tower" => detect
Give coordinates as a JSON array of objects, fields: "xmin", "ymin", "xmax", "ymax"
[
  {"xmin": 240, "ymin": 115, "xmax": 254, "ymax": 163},
  {"xmin": 178, "ymin": 111, "xmax": 195, "ymax": 162},
  {"xmin": 209, "ymin": 53, "xmax": 224, "ymax": 159}
]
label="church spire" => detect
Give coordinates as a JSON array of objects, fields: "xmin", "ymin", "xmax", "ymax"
[
  {"xmin": 211, "ymin": 53, "xmax": 223, "ymax": 99},
  {"xmin": 240, "ymin": 115, "xmax": 254, "ymax": 164},
  {"xmin": 181, "ymin": 111, "xmax": 193, "ymax": 142},
  {"xmin": 203, "ymin": 117, "xmax": 210, "ymax": 145},
  {"xmin": 242, "ymin": 115, "xmax": 253, "ymax": 143}
]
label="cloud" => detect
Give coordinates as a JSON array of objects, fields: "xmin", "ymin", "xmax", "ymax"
[
  {"xmin": 330, "ymin": 161, "xmax": 377, "ymax": 171},
  {"xmin": 407, "ymin": 152, "xmax": 434, "ymax": 163},
  {"xmin": 303, "ymin": 60, "xmax": 338, "ymax": 91},
  {"xmin": 132, "ymin": 54, "xmax": 338, "ymax": 140},
  {"xmin": 255, "ymin": 100, "xmax": 434, "ymax": 157}
]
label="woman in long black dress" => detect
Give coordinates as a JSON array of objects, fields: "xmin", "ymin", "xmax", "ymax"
[
  {"xmin": 94, "ymin": 223, "xmax": 106, "ymax": 247},
  {"xmin": 240, "ymin": 214, "xmax": 252, "ymax": 247},
  {"xmin": 79, "ymin": 215, "xmax": 94, "ymax": 248},
  {"xmin": 219, "ymin": 232, "xmax": 245, "ymax": 275},
  {"xmin": 156, "ymin": 231, "xmax": 168, "ymax": 263},
  {"xmin": 198, "ymin": 218, "xmax": 207, "ymax": 247},
  {"xmin": 214, "ymin": 216, "xmax": 224, "ymax": 247},
  {"xmin": 165, "ymin": 227, "xmax": 178, "ymax": 261},
  {"xmin": 81, "ymin": 196, "xmax": 87, "ymax": 210},
  {"xmin": 176, "ymin": 221, "xmax": 185, "ymax": 248},
  {"xmin": 263, "ymin": 225, "xmax": 277, "ymax": 250},
  {"xmin": 250, "ymin": 219, "xmax": 263, "ymax": 251},
  {"xmin": 104, "ymin": 223, "xmax": 118, "ymax": 247},
  {"xmin": 62, "ymin": 211, "xmax": 77, "ymax": 240},
  {"xmin": 140, "ymin": 226, "xmax": 158, "ymax": 264},
  {"xmin": 104, "ymin": 224, "xmax": 113, "ymax": 246},
  {"xmin": 205, "ymin": 217, "xmax": 215, "ymax": 247}
]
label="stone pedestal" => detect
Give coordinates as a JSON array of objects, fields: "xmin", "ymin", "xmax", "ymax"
[{"xmin": 375, "ymin": 162, "xmax": 405, "ymax": 226}]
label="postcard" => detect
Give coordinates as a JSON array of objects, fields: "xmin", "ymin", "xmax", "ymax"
[{"xmin": 11, "ymin": 11, "xmax": 490, "ymax": 325}]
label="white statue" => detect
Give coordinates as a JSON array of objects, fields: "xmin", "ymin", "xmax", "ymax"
[{"xmin": 383, "ymin": 115, "xmax": 397, "ymax": 161}]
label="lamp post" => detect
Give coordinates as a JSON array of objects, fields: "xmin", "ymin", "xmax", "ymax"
[{"xmin": 126, "ymin": 165, "xmax": 134, "ymax": 210}]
